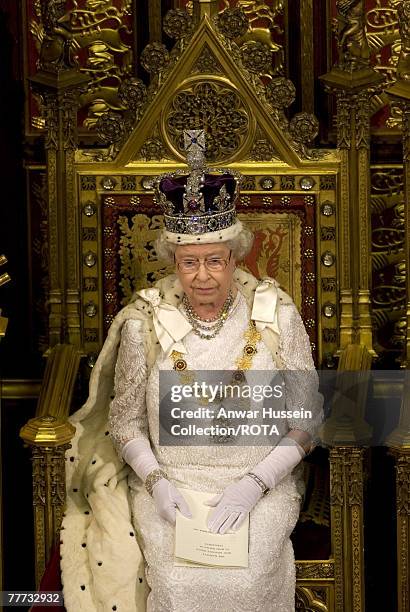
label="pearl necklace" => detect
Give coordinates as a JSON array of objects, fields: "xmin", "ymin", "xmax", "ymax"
[{"xmin": 182, "ymin": 291, "xmax": 235, "ymax": 339}]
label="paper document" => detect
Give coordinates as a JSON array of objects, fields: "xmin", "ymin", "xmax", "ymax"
[{"xmin": 174, "ymin": 488, "xmax": 249, "ymax": 568}]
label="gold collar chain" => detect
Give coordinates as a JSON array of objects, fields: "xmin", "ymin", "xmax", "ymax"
[
  {"xmin": 169, "ymin": 320, "xmax": 261, "ymax": 444},
  {"xmin": 170, "ymin": 319, "xmax": 261, "ymax": 373}
]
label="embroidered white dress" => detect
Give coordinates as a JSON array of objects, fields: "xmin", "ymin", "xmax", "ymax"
[{"xmin": 108, "ymin": 292, "xmax": 322, "ymax": 612}]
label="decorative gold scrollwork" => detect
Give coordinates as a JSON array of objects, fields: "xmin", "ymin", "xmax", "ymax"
[
  {"xmin": 371, "ymin": 166, "xmax": 406, "ymax": 355},
  {"xmin": 295, "ymin": 586, "xmax": 330, "ymax": 611}
]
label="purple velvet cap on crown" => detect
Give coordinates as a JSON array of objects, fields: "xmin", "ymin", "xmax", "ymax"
[
  {"xmin": 154, "ymin": 161, "xmax": 243, "ymax": 243},
  {"xmin": 159, "ymin": 173, "xmax": 236, "ymax": 213}
]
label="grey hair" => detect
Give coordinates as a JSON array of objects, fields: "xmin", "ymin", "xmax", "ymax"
[{"xmin": 154, "ymin": 225, "xmax": 254, "ymax": 264}]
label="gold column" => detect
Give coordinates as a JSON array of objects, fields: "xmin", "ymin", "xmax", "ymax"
[
  {"xmin": 329, "ymin": 447, "xmax": 367, "ymax": 612},
  {"xmin": 19, "ymin": 343, "xmax": 79, "ymax": 586},
  {"xmin": 320, "ymin": 0, "xmax": 382, "ymax": 354},
  {"xmin": 20, "ymin": 417, "xmax": 76, "ymax": 587},
  {"xmin": 321, "ymin": 344, "xmax": 372, "ymax": 612},
  {"xmin": 29, "ymin": 1, "xmax": 88, "ymax": 347}
]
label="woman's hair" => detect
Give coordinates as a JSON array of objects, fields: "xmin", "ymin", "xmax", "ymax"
[{"xmin": 154, "ymin": 225, "xmax": 254, "ymax": 264}]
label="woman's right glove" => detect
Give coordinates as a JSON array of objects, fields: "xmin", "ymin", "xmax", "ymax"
[
  {"xmin": 152, "ymin": 478, "xmax": 192, "ymax": 525},
  {"xmin": 121, "ymin": 439, "xmax": 192, "ymax": 525}
]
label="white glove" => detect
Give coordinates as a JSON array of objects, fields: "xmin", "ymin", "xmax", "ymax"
[
  {"xmin": 122, "ymin": 438, "xmax": 160, "ymax": 481},
  {"xmin": 205, "ymin": 476, "xmax": 263, "ymax": 534},
  {"xmin": 122, "ymin": 438, "xmax": 192, "ymax": 525},
  {"xmin": 251, "ymin": 436, "xmax": 305, "ymax": 489},
  {"xmin": 205, "ymin": 436, "xmax": 305, "ymax": 534},
  {"xmin": 152, "ymin": 479, "xmax": 192, "ymax": 525}
]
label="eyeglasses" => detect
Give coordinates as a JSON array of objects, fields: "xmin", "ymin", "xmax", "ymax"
[{"xmin": 176, "ymin": 252, "xmax": 232, "ymax": 274}]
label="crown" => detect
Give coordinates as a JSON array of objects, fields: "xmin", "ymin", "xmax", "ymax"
[{"xmin": 154, "ymin": 130, "xmax": 243, "ymax": 244}]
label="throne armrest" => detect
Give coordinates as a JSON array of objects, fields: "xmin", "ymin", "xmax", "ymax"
[{"xmin": 19, "ymin": 344, "xmax": 81, "ymax": 588}]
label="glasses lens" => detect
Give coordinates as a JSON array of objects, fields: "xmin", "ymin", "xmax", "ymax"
[
  {"xmin": 177, "ymin": 254, "xmax": 230, "ymax": 273},
  {"xmin": 206, "ymin": 259, "xmax": 225, "ymax": 271},
  {"xmin": 179, "ymin": 260, "xmax": 198, "ymax": 273}
]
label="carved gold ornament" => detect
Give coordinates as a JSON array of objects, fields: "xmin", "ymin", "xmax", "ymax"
[
  {"xmin": 217, "ymin": 1, "xmax": 285, "ymax": 77},
  {"xmin": 193, "ymin": 47, "xmax": 223, "ymax": 74},
  {"xmin": 217, "ymin": 7, "xmax": 249, "ymax": 39},
  {"xmin": 265, "ymin": 77, "xmax": 296, "ymax": 109},
  {"xmin": 165, "ymin": 81, "xmax": 249, "ymax": 163},
  {"xmin": 96, "ymin": 111, "xmax": 126, "ymax": 144},
  {"xmin": 163, "ymin": 9, "xmax": 194, "ymax": 40},
  {"xmin": 336, "ymin": 0, "xmax": 370, "ymax": 71},
  {"xmin": 140, "ymin": 42, "xmax": 170, "ymax": 75},
  {"xmin": 30, "ymin": 0, "xmax": 133, "ymax": 129},
  {"xmin": 289, "ymin": 112, "xmax": 319, "ymax": 144},
  {"xmin": 118, "ymin": 78, "xmax": 147, "ymax": 113},
  {"xmin": 139, "ymin": 138, "xmax": 166, "ymax": 162},
  {"xmin": 250, "ymin": 139, "xmax": 279, "ymax": 162},
  {"xmin": 241, "ymin": 40, "xmax": 272, "ymax": 73},
  {"xmin": 396, "ymin": 0, "xmax": 410, "ymax": 81}
]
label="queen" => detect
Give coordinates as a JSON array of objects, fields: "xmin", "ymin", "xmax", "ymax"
[{"xmin": 61, "ymin": 131, "xmax": 323, "ymax": 612}]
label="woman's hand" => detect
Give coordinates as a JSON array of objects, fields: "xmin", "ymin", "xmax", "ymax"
[
  {"xmin": 205, "ymin": 476, "xmax": 263, "ymax": 534},
  {"xmin": 152, "ymin": 479, "xmax": 192, "ymax": 525}
]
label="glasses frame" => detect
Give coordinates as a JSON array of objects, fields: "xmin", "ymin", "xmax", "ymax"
[{"xmin": 175, "ymin": 251, "xmax": 232, "ymax": 274}]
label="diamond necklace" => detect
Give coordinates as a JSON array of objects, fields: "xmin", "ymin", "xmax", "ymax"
[{"xmin": 182, "ymin": 290, "xmax": 235, "ymax": 340}]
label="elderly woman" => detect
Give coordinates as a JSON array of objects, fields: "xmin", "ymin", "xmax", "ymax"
[{"xmin": 61, "ymin": 132, "xmax": 322, "ymax": 612}]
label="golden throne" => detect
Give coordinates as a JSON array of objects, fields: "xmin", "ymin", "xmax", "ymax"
[{"xmin": 18, "ymin": 1, "xmax": 410, "ymax": 611}]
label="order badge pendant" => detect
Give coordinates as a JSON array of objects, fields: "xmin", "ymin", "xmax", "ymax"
[{"xmin": 174, "ymin": 358, "xmax": 187, "ymax": 371}]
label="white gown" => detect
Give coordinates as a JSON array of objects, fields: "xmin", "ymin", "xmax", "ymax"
[{"xmin": 108, "ymin": 291, "xmax": 322, "ymax": 612}]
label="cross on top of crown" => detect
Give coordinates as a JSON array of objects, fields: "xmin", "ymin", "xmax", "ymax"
[{"xmin": 184, "ymin": 129, "xmax": 206, "ymax": 171}]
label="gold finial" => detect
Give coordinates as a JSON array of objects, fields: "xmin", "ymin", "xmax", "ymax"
[{"xmin": 192, "ymin": 0, "xmax": 218, "ymax": 22}]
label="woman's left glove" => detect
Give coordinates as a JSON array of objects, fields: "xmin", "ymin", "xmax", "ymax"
[{"xmin": 204, "ymin": 476, "xmax": 263, "ymax": 534}]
